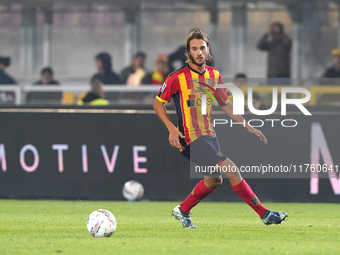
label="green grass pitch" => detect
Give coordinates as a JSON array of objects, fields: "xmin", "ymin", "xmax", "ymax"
[{"xmin": 0, "ymin": 200, "xmax": 339, "ymax": 255}]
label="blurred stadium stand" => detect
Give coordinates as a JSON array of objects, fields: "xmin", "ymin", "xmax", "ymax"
[
  {"xmin": 0, "ymin": 1, "xmax": 338, "ymax": 78},
  {"xmin": 0, "ymin": 0, "xmax": 339, "ymax": 105}
]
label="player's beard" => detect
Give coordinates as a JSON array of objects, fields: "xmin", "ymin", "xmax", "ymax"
[{"xmin": 189, "ymin": 54, "xmax": 205, "ymax": 67}]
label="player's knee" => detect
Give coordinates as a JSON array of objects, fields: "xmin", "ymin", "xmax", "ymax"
[
  {"xmin": 215, "ymin": 176, "xmax": 223, "ymax": 186},
  {"xmin": 213, "ymin": 177, "xmax": 223, "ymax": 189},
  {"xmin": 204, "ymin": 176, "xmax": 222, "ymax": 189}
]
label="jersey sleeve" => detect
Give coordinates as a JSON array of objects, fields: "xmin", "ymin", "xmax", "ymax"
[
  {"xmin": 216, "ymin": 73, "xmax": 230, "ymax": 105},
  {"xmin": 156, "ymin": 74, "xmax": 179, "ymax": 103}
]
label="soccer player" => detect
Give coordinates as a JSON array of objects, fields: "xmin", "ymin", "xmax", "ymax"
[{"xmin": 153, "ymin": 29, "xmax": 288, "ymax": 229}]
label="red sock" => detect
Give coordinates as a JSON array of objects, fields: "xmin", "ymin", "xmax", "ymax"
[
  {"xmin": 180, "ymin": 179, "xmax": 215, "ymax": 214},
  {"xmin": 231, "ymin": 179, "xmax": 267, "ymax": 218}
]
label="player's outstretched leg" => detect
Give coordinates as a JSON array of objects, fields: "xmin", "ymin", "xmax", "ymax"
[
  {"xmin": 220, "ymin": 158, "xmax": 288, "ymax": 225},
  {"xmin": 172, "ymin": 177, "xmax": 222, "ymax": 228}
]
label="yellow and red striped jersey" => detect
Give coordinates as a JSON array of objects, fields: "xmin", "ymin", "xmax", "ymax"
[{"xmin": 156, "ymin": 63, "xmax": 229, "ymax": 150}]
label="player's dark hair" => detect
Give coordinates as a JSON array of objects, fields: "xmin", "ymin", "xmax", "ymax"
[{"xmin": 185, "ymin": 29, "xmax": 212, "ymax": 63}]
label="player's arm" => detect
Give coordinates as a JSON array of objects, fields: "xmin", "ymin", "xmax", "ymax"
[
  {"xmin": 221, "ymin": 102, "xmax": 267, "ymax": 144},
  {"xmin": 153, "ymin": 99, "xmax": 184, "ymax": 149}
]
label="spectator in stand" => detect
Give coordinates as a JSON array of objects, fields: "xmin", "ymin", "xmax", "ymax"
[
  {"xmin": 234, "ymin": 73, "xmax": 247, "ymax": 88},
  {"xmin": 142, "ymin": 54, "xmax": 171, "ymax": 85},
  {"xmin": 120, "ymin": 51, "xmax": 146, "ymax": 86},
  {"xmin": 78, "ymin": 80, "xmax": 109, "ymax": 106},
  {"xmin": 0, "ymin": 56, "xmax": 16, "ymax": 85},
  {"xmin": 245, "ymin": 92, "xmax": 267, "ymax": 112},
  {"xmin": 142, "ymin": 54, "xmax": 171, "ymax": 103},
  {"xmin": 228, "ymin": 73, "xmax": 248, "ymax": 104},
  {"xmin": 27, "ymin": 67, "xmax": 61, "ymax": 104},
  {"xmin": 320, "ymin": 49, "xmax": 340, "ymax": 85},
  {"xmin": 34, "ymin": 67, "xmax": 59, "ymax": 85},
  {"xmin": 0, "ymin": 56, "xmax": 16, "ymax": 104},
  {"xmin": 168, "ymin": 45, "xmax": 188, "ymax": 72},
  {"xmin": 91, "ymin": 52, "xmax": 120, "ymax": 85},
  {"xmin": 257, "ymin": 22, "xmax": 292, "ymax": 85}
]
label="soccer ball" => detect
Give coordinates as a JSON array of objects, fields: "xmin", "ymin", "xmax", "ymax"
[
  {"xmin": 122, "ymin": 180, "xmax": 144, "ymax": 201},
  {"xmin": 87, "ymin": 209, "xmax": 117, "ymax": 237}
]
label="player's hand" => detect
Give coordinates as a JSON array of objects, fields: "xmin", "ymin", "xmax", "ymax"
[
  {"xmin": 247, "ymin": 126, "xmax": 267, "ymax": 144},
  {"xmin": 168, "ymin": 128, "xmax": 185, "ymax": 149}
]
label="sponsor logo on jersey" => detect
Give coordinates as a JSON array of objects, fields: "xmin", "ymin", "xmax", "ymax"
[{"xmin": 161, "ymin": 82, "xmax": 167, "ymax": 92}]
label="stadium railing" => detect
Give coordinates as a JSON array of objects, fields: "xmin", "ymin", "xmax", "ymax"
[
  {"xmin": 0, "ymin": 85, "xmax": 160, "ymax": 105},
  {"xmin": 0, "ymin": 84, "xmax": 339, "ymax": 106},
  {"xmin": 239, "ymin": 85, "xmax": 340, "ymax": 106},
  {"xmin": 0, "ymin": 86, "xmax": 22, "ymax": 105}
]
